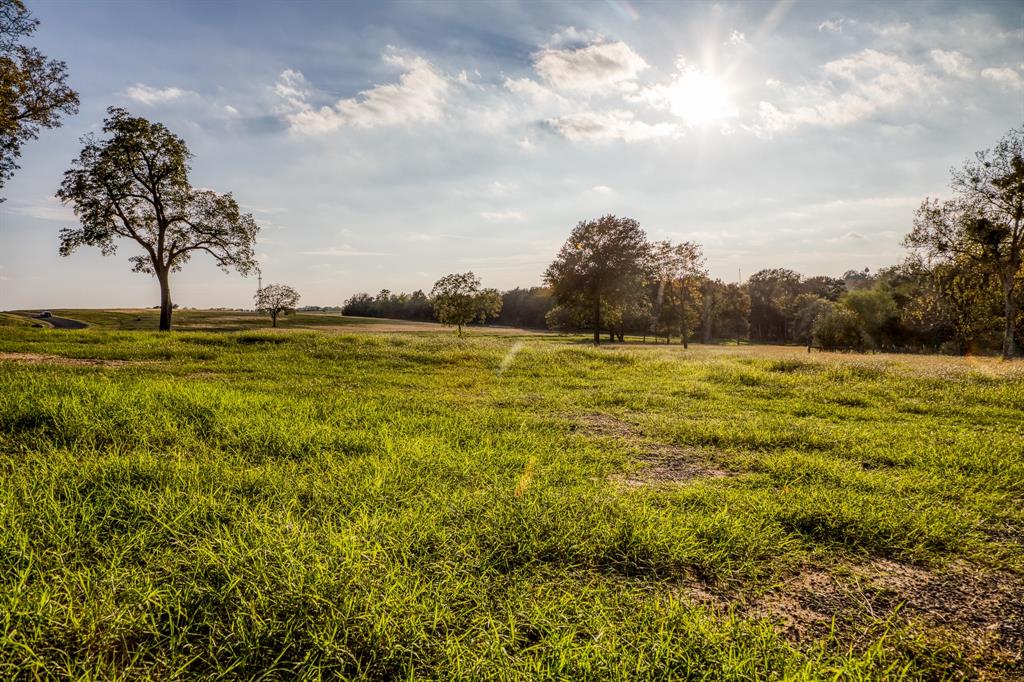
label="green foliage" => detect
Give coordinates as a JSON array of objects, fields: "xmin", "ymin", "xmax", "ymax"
[
  {"xmin": 0, "ymin": 326, "xmax": 1020, "ymax": 677},
  {"xmin": 430, "ymin": 272, "xmax": 502, "ymax": 335},
  {"xmin": 813, "ymin": 306, "xmax": 868, "ymax": 351},
  {"xmin": 254, "ymin": 283, "xmax": 301, "ymax": 327},
  {"xmin": 0, "ymin": 0, "xmax": 79, "ymax": 199}
]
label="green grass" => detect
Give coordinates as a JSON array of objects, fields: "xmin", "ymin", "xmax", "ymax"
[
  {"xmin": 0, "ymin": 312, "xmax": 36, "ymax": 328},
  {"xmin": 0, "ymin": 324, "xmax": 1021, "ymax": 679}
]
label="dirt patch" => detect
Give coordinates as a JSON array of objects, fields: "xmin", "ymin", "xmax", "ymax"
[
  {"xmin": 0, "ymin": 352, "xmax": 131, "ymax": 367},
  {"xmin": 573, "ymin": 413, "xmax": 731, "ymax": 486},
  {"xmin": 676, "ymin": 558, "xmax": 1023, "ymax": 673}
]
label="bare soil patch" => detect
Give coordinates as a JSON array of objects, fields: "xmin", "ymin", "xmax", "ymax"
[
  {"xmin": 0, "ymin": 352, "xmax": 131, "ymax": 367},
  {"xmin": 573, "ymin": 413, "xmax": 731, "ymax": 486},
  {"xmin": 676, "ymin": 558, "xmax": 1023, "ymax": 674}
]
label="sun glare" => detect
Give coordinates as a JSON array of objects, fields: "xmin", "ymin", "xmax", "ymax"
[{"xmin": 667, "ymin": 68, "xmax": 733, "ymax": 127}]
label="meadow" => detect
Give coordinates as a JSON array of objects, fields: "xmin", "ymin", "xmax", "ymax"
[{"xmin": 0, "ymin": 315, "xmax": 1021, "ymax": 679}]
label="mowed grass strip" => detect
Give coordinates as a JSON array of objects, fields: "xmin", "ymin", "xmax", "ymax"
[{"xmin": 0, "ymin": 327, "xmax": 1021, "ymax": 679}]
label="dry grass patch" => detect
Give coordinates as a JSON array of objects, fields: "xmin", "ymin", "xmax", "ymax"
[{"xmin": 0, "ymin": 352, "xmax": 132, "ymax": 367}]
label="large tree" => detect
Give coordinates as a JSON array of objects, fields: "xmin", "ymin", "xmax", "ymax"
[
  {"xmin": 0, "ymin": 0, "xmax": 79, "ymax": 199},
  {"xmin": 57, "ymin": 107, "xmax": 259, "ymax": 331},
  {"xmin": 906, "ymin": 128, "xmax": 1024, "ymax": 358},
  {"xmin": 545, "ymin": 215, "xmax": 650, "ymax": 345},
  {"xmin": 255, "ymin": 283, "xmax": 300, "ymax": 328},
  {"xmin": 430, "ymin": 271, "xmax": 502, "ymax": 336}
]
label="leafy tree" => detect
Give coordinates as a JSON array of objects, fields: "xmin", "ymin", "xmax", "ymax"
[
  {"xmin": 650, "ymin": 240, "xmax": 705, "ymax": 347},
  {"xmin": 0, "ymin": 0, "xmax": 79, "ymax": 199},
  {"xmin": 842, "ymin": 287, "xmax": 899, "ymax": 349},
  {"xmin": 801, "ymin": 275, "xmax": 846, "ymax": 301},
  {"xmin": 906, "ymin": 127, "xmax": 1024, "ymax": 358},
  {"xmin": 254, "ymin": 283, "xmax": 300, "ymax": 327},
  {"xmin": 545, "ymin": 215, "xmax": 650, "ymax": 345},
  {"xmin": 430, "ymin": 271, "xmax": 501, "ymax": 335},
  {"xmin": 56, "ymin": 107, "xmax": 260, "ymax": 331},
  {"xmin": 791, "ymin": 293, "xmax": 832, "ymax": 347},
  {"xmin": 747, "ymin": 268, "xmax": 802, "ymax": 341},
  {"xmin": 813, "ymin": 306, "xmax": 867, "ymax": 351}
]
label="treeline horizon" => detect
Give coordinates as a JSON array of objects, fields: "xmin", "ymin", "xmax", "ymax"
[{"xmin": 340, "ymin": 258, "xmax": 1022, "ymax": 355}]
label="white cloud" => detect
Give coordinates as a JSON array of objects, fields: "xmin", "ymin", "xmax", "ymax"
[
  {"xmin": 752, "ymin": 50, "xmax": 938, "ymax": 133},
  {"xmin": 278, "ymin": 51, "xmax": 449, "ymax": 134},
  {"xmin": 223, "ymin": 104, "xmax": 240, "ymax": 117},
  {"xmin": 504, "ymin": 77, "xmax": 564, "ymax": 104},
  {"xmin": 123, "ymin": 84, "xmax": 197, "ymax": 105},
  {"xmin": 981, "ymin": 67, "xmax": 1022, "ymax": 88},
  {"xmin": 546, "ymin": 26, "xmax": 604, "ymax": 48},
  {"xmin": 590, "ymin": 185, "xmax": 613, "ymax": 194},
  {"xmin": 479, "ymin": 211, "xmax": 525, "ymax": 222},
  {"xmin": 929, "ymin": 49, "xmax": 972, "ymax": 77},
  {"xmin": 725, "ymin": 30, "xmax": 750, "ymax": 48},
  {"xmin": 546, "ymin": 110, "xmax": 678, "ymax": 142},
  {"xmin": 818, "ymin": 19, "xmax": 844, "ymax": 33},
  {"xmin": 533, "ymin": 41, "xmax": 649, "ymax": 92}
]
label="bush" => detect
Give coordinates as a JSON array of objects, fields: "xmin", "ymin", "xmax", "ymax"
[{"xmin": 813, "ymin": 306, "xmax": 869, "ymax": 351}]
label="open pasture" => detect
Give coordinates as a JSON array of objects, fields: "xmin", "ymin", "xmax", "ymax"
[{"xmin": 0, "ymin": 323, "xmax": 1021, "ymax": 679}]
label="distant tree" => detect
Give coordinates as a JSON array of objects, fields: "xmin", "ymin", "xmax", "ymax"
[
  {"xmin": 842, "ymin": 287, "xmax": 899, "ymax": 350},
  {"xmin": 430, "ymin": 271, "xmax": 501, "ymax": 335},
  {"xmin": 906, "ymin": 127, "xmax": 1024, "ymax": 358},
  {"xmin": 801, "ymin": 275, "xmax": 846, "ymax": 301},
  {"xmin": 545, "ymin": 215, "xmax": 650, "ymax": 345},
  {"xmin": 748, "ymin": 268, "xmax": 802, "ymax": 341},
  {"xmin": 791, "ymin": 293, "xmax": 832, "ymax": 347},
  {"xmin": 255, "ymin": 283, "xmax": 300, "ymax": 327},
  {"xmin": 650, "ymin": 240, "xmax": 705, "ymax": 346},
  {"xmin": 56, "ymin": 107, "xmax": 260, "ymax": 331},
  {"xmin": 813, "ymin": 306, "xmax": 867, "ymax": 352},
  {"xmin": 0, "ymin": 0, "xmax": 79, "ymax": 199},
  {"xmin": 842, "ymin": 268, "xmax": 874, "ymax": 291}
]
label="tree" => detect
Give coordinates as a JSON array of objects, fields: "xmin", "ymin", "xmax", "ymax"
[
  {"xmin": 650, "ymin": 240, "xmax": 705, "ymax": 347},
  {"xmin": 813, "ymin": 306, "xmax": 868, "ymax": 352},
  {"xmin": 748, "ymin": 268, "xmax": 802, "ymax": 341},
  {"xmin": 56, "ymin": 107, "xmax": 260, "ymax": 331},
  {"xmin": 255, "ymin": 283, "xmax": 300, "ymax": 327},
  {"xmin": 791, "ymin": 293, "xmax": 832, "ymax": 347},
  {"xmin": 906, "ymin": 128, "xmax": 1024, "ymax": 358},
  {"xmin": 0, "ymin": 0, "xmax": 79, "ymax": 199},
  {"xmin": 430, "ymin": 271, "xmax": 502, "ymax": 335},
  {"xmin": 545, "ymin": 215, "xmax": 650, "ymax": 345}
]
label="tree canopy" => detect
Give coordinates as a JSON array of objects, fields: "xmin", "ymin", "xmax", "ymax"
[
  {"xmin": 906, "ymin": 127, "xmax": 1024, "ymax": 358},
  {"xmin": 255, "ymin": 283, "xmax": 300, "ymax": 327},
  {"xmin": 545, "ymin": 215, "xmax": 650, "ymax": 345},
  {"xmin": 0, "ymin": 0, "xmax": 79, "ymax": 199},
  {"xmin": 430, "ymin": 272, "xmax": 502, "ymax": 335},
  {"xmin": 57, "ymin": 107, "xmax": 260, "ymax": 331}
]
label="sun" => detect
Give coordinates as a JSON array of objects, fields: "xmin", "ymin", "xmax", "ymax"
[{"xmin": 667, "ymin": 67, "xmax": 733, "ymax": 127}]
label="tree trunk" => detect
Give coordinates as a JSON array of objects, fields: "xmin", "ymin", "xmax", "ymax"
[
  {"xmin": 1002, "ymin": 273, "xmax": 1017, "ymax": 359},
  {"xmin": 680, "ymin": 291, "xmax": 689, "ymax": 349},
  {"xmin": 157, "ymin": 269, "xmax": 172, "ymax": 332},
  {"xmin": 593, "ymin": 298, "xmax": 601, "ymax": 346},
  {"xmin": 271, "ymin": 311, "xmax": 278, "ymax": 328}
]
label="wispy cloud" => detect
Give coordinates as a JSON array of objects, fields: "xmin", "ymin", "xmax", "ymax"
[
  {"xmin": 533, "ymin": 41, "xmax": 648, "ymax": 93},
  {"xmin": 123, "ymin": 84, "xmax": 197, "ymax": 105}
]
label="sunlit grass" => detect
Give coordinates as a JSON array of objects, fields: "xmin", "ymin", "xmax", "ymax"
[{"xmin": 0, "ymin": 325, "xmax": 1020, "ymax": 678}]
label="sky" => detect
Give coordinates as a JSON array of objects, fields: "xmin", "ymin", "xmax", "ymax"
[{"xmin": 0, "ymin": 0, "xmax": 1022, "ymax": 310}]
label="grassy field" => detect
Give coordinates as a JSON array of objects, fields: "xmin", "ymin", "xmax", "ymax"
[{"xmin": 0, "ymin": 319, "xmax": 1021, "ymax": 679}]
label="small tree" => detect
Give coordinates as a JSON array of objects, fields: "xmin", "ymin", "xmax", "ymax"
[
  {"xmin": 813, "ymin": 306, "xmax": 868, "ymax": 352},
  {"xmin": 0, "ymin": 0, "xmax": 79, "ymax": 199},
  {"xmin": 545, "ymin": 215, "xmax": 650, "ymax": 345},
  {"xmin": 255, "ymin": 283, "xmax": 300, "ymax": 327},
  {"xmin": 57, "ymin": 107, "xmax": 259, "ymax": 331},
  {"xmin": 430, "ymin": 272, "xmax": 502, "ymax": 335}
]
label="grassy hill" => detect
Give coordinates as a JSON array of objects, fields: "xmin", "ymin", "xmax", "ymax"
[{"xmin": 0, "ymin": 326, "xmax": 1021, "ymax": 678}]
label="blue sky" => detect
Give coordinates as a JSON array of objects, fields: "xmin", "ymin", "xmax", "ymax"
[{"xmin": 1, "ymin": 0, "xmax": 1022, "ymax": 309}]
